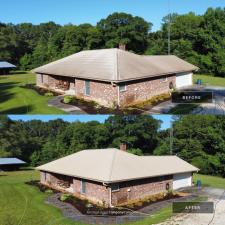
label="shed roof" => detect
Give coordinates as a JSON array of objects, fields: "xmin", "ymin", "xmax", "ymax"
[
  {"xmin": 0, "ymin": 158, "xmax": 26, "ymax": 165},
  {"xmin": 0, "ymin": 61, "xmax": 16, "ymax": 69},
  {"xmin": 36, "ymin": 149, "xmax": 199, "ymax": 183},
  {"xmin": 33, "ymin": 49, "xmax": 198, "ymax": 83}
]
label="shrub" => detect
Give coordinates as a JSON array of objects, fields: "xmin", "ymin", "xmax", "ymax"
[
  {"xmin": 60, "ymin": 193, "xmax": 72, "ymax": 202},
  {"xmin": 44, "ymin": 92, "xmax": 54, "ymax": 97},
  {"xmin": 45, "ymin": 189, "xmax": 53, "ymax": 194},
  {"xmin": 63, "ymin": 95, "xmax": 74, "ymax": 104}
]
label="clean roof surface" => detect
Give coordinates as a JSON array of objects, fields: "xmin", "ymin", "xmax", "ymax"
[
  {"xmin": 33, "ymin": 49, "xmax": 198, "ymax": 82},
  {"xmin": 37, "ymin": 149, "xmax": 199, "ymax": 183},
  {"xmin": 0, "ymin": 158, "xmax": 26, "ymax": 165}
]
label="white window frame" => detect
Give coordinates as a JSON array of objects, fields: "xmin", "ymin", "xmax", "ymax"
[
  {"xmin": 119, "ymin": 84, "xmax": 127, "ymax": 92},
  {"xmin": 111, "ymin": 183, "xmax": 120, "ymax": 192}
]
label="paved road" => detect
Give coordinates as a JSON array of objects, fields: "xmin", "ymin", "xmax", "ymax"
[{"xmin": 157, "ymin": 188, "xmax": 225, "ymax": 225}]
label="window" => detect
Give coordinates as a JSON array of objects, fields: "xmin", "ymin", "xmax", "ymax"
[
  {"xmin": 43, "ymin": 172, "xmax": 47, "ymax": 182},
  {"xmin": 81, "ymin": 180, "xmax": 86, "ymax": 194},
  {"xmin": 111, "ymin": 183, "xmax": 120, "ymax": 192},
  {"xmin": 41, "ymin": 74, "xmax": 44, "ymax": 83},
  {"xmin": 119, "ymin": 84, "xmax": 126, "ymax": 92},
  {"xmin": 85, "ymin": 81, "xmax": 90, "ymax": 95}
]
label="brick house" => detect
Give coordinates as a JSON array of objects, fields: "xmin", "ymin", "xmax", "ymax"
[
  {"xmin": 33, "ymin": 48, "xmax": 198, "ymax": 107},
  {"xmin": 36, "ymin": 148, "xmax": 199, "ymax": 207}
]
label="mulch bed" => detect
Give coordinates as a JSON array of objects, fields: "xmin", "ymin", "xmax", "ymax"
[{"xmin": 45, "ymin": 192, "xmax": 199, "ymax": 225}]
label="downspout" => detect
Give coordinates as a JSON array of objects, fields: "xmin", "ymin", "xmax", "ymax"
[
  {"xmin": 117, "ymin": 85, "xmax": 120, "ymax": 107},
  {"xmin": 109, "ymin": 186, "xmax": 113, "ymax": 208},
  {"xmin": 103, "ymin": 182, "xmax": 113, "ymax": 208}
]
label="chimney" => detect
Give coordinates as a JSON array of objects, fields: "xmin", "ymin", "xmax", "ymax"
[
  {"xmin": 120, "ymin": 143, "xmax": 127, "ymax": 151},
  {"xmin": 119, "ymin": 43, "xmax": 126, "ymax": 51}
]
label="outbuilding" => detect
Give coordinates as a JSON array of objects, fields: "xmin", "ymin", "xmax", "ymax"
[
  {"xmin": 33, "ymin": 48, "xmax": 198, "ymax": 107},
  {"xmin": 0, "ymin": 60, "xmax": 16, "ymax": 75},
  {"xmin": 37, "ymin": 148, "xmax": 199, "ymax": 207},
  {"xmin": 0, "ymin": 158, "xmax": 26, "ymax": 171}
]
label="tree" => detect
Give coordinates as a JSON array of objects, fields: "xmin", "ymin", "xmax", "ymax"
[{"xmin": 97, "ymin": 12, "xmax": 151, "ymax": 53}]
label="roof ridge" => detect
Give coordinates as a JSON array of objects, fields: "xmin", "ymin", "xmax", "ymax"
[
  {"xmin": 107, "ymin": 148, "xmax": 118, "ymax": 182},
  {"xmin": 113, "ymin": 49, "xmax": 119, "ymax": 81}
]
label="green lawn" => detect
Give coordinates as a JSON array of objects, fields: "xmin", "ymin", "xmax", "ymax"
[
  {"xmin": 0, "ymin": 72, "xmax": 65, "ymax": 114},
  {"xmin": 0, "ymin": 170, "xmax": 177, "ymax": 225},
  {"xmin": 168, "ymin": 104, "xmax": 199, "ymax": 114},
  {"xmin": 193, "ymin": 173, "xmax": 225, "ymax": 189},
  {"xmin": 193, "ymin": 74, "xmax": 225, "ymax": 87},
  {"xmin": 0, "ymin": 171, "xmax": 218, "ymax": 225}
]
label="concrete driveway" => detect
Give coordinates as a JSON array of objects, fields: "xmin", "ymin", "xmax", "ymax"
[
  {"xmin": 157, "ymin": 187, "xmax": 225, "ymax": 225},
  {"xmin": 148, "ymin": 85, "xmax": 225, "ymax": 115}
]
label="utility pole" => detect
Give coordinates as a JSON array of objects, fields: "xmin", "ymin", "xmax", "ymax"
[
  {"xmin": 170, "ymin": 121, "xmax": 173, "ymax": 155},
  {"xmin": 168, "ymin": 0, "xmax": 171, "ymax": 55}
]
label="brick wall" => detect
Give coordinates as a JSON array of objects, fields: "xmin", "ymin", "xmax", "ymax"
[
  {"xmin": 36, "ymin": 74, "xmax": 49, "ymax": 87},
  {"xmin": 111, "ymin": 175, "xmax": 173, "ymax": 206},
  {"xmin": 73, "ymin": 177, "xmax": 110, "ymax": 206},
  {"xmin": 36, "ymin": 74, "xmax": 175, "ymax": 107},
  {"xmin": 119, "ymin": 75, "xmax": 176, "ymax": 106},
  {"xmin": 40, "ymin": 171, "xmax": 110, "ymax": 206},
  {"xmin": 40, "ymin": 172, "xmax": 173, "ymax": 207},
  {"xmin": 75, "ymin": 78, "xmax": 118, "ymax": 107}
]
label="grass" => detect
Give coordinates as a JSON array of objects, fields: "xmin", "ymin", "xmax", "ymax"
[
  {"xmin": 0, "ymin": 171, "xmax": 217, "ymax": 225},
  {"xmin": 168, "ymin": 104, "xmax": 199, "ymax": 114},
  {"xmin": 193, "ymin": 173, "xmax": 225, "ymax": 189},
  {"xmin": 0, "ymin": 169, "xmax": 82, "ymax": 225},
  {"xmin": 0, "ymin": 170, "xmax": 180, "ymax": 225},
  {"xmin": 193, "ymin": 74, "xmax": 225, "ymax": 87},
  {"xmin": 0, "ymin": 72, "xmax": 65, "ymax": 114}
]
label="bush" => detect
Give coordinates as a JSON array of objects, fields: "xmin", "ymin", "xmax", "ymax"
[
  {"xmin": 60, "ymin": 193, "xmax": 72, "ymax": 202},
  {"xmin": 45, "ymin": 189, "xmax": 53, "ymax": 194},
  {"xmin": 44, "ymin": 92, "xmax": 54, "ymax": 97},
  {"xmin": 63, "ymin": 95, "xmax": 74, "ymax": 104}
]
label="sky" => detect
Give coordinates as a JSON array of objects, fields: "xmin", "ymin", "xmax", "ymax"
[
  {"xmin": 0, "ymin": 0, "xmax": 224, "ymax": 31},
  {"xmin": 8, "ymin": 115, "xmax": 173, "ymax": 130}
]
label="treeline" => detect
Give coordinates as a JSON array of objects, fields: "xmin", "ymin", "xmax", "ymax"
[
  {"xmin": 0, "ymin": 8, "xmax": 225, "ymax": 76},
  {"xmin": 0, "ymin": 115, "xmax": 225, "ymax": 177}
]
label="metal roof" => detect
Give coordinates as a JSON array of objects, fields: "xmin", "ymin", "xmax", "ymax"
[
  {"xmin": 33, "ymin": 48, "xmax": 198, "ymax": 83},
  {"xmin": 0, "ymin": 158, "xmax": 26, "ymax": 165},
  {"xmin": 0, "ymin": 61, "xmax": 16, "ymax": 69},
  {"xmin": 37, "ymin": 149, "xmax": 199, "ymax": 183}
]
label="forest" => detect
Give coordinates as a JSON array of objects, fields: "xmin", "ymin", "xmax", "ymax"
[
  {"xmin": 0, "ymin": 115, "xmax": 224, "ymax": 177},
  {"xmin": 0, "ymin": 7, "xmax": 225, "ymax": 77}
]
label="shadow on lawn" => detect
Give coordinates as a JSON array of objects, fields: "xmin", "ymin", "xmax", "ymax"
[
  {"xmin": 0, "ymin": 105, "xmax": 33, "ymax": 114},
  {"xmin": 0, "ymin": 82, "xmax": 18, "ymax": 105}
]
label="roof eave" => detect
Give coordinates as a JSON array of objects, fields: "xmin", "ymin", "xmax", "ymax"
[
  {"xmin": 34, "ymin": 68, "xmax": 198, "ymax": 84},
  {"xmin": 36, "ymin": 168, "xmax": 199, "ymax": 184}
]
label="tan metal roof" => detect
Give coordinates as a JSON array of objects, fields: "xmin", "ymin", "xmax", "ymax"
[
  {"xmin": 36, "ymin": 149, "xmax": 199, "ymax": 183},
  {"xmin": 33, "ymin": 49, "xmax": 198, "ymax": 83}
]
